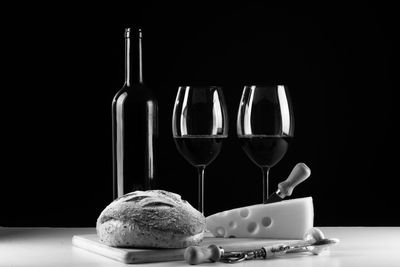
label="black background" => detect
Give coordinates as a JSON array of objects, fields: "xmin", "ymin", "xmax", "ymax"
[{"xmin": 2, "ymin": 5, "xmax": 398, "ymax": 227}]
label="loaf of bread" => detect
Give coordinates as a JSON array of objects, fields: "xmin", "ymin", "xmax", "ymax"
[{"xmin": 96, "ymin": 190, "xmax": 206, "ymax": 248}]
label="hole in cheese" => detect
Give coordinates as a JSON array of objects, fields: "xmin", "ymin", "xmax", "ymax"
[
  {"xmin": 228, "ymin": 221, "xmax": 237, "ymax": 229},
  {"xmin": 215, "ymin": 226, "xmax": 225, "ymax": 237},
  {"xmin": 239, "ymin": 208, "xmax": 250, "ymax": 218},
  {"xmin": 247, "ymin": 222, "xmax": 258, "ymax": 234},
  {"xmin": 261, "ymin": 216, "xmax": 272, "ymax": 227}
]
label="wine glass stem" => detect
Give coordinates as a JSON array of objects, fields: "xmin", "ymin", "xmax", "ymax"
[
  {"xmin": 262, "ymin": 167, "xmax": 270, "ymax": 203},
  {"xmin": 197, "ymin": 166, "xmax": 205, "ymax": 214}
]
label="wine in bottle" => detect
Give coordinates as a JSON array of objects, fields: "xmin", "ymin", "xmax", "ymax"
[{"xmin": 112, "ymin": 28, "xmax": 158, "ymax": 199}]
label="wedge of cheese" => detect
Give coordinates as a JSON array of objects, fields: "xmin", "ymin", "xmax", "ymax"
[{"xmin": 206, "ymin": 197, "xmax": 313, "ymax": 239}]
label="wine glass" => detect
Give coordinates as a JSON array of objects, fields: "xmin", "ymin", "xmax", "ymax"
[
  {"xmin": 172, "ymin": 86, "xmax": 228, "ymax": 214},
  {"xmin": 237, "ymin": 85, "xmax": 294, "ymax": 203}
]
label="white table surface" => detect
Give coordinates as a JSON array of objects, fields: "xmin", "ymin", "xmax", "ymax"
[{"xmin": 1, "ymin": 227, "xmax": 399, "ymax": 266}]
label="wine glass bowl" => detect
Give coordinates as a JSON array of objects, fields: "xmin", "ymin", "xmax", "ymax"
[
  {"xmin": 172, "ymin": 86, "xmax": 228, "ymax": 213},
  {"xmin": 237, "ymin": 85, "xmax": 294, "ymax": 203}
]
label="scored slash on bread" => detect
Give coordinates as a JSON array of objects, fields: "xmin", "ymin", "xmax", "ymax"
[{"xmin": 96, "ymin": 190, "xmax": 206, "ymax": 248}]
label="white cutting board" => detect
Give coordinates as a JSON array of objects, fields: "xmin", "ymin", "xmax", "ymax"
[{"xmin": 72, "ymin": 233, "xmax": 297, "ymax": 264}]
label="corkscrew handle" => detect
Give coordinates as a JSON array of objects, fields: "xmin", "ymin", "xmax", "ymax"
[{"xmin": 184, "ymin": 244, "xmax": 222, "ymax": 265}]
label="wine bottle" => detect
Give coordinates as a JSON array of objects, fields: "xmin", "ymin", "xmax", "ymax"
[{"xmin": 112, "ymin": 28, "xmax": 158, "ymax": 199}]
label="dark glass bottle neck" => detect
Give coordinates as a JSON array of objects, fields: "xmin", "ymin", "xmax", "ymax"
[{"xmin": 125, "ymin": 28, "xmax": 143, "ymax": 87}]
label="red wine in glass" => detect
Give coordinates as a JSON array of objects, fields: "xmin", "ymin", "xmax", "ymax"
[
  {"xmin": 172, "ymin": 86, "xmax": 228, "ymax": 214},
  {"xmin": 239, "ymin": 135, "xmax": 292, "ymax": 167},
  {"xmin": 174, "ymin": 136, "xmax": 225, "ymax": 167},
  {"xmin": 237, "ymin": 85, "xmax": 294, "ymax": 203}
]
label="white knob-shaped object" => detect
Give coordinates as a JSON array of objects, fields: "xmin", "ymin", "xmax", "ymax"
[
  {"xmin": 278, "ymin": 163, "xmax": 311, "ymax": 197},
  {"xmin": 184, "ymin": 244, "xmax": 222, "ymax": 265}
]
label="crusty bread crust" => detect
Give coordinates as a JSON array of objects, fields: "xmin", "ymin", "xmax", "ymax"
[{"xmin": 96, "ymin": 190, "xmax": 205, "ymax": 248}]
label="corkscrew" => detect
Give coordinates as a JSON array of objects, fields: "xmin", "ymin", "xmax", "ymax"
[{"xmin": 184, "ymin": 228, "xmax": 339, "ymax": 264}]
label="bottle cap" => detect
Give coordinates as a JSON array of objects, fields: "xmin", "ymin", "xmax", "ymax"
[{"xmin": 125, "ymin": 28, "xmax": 131, "ymax": 38}]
